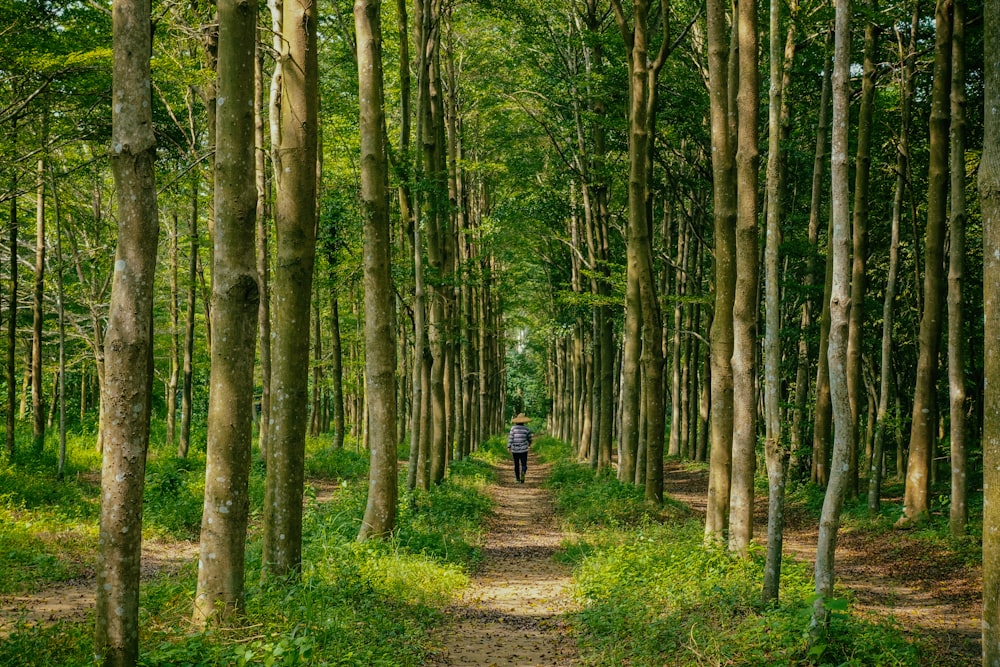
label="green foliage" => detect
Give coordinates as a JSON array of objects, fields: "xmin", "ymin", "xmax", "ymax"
[
  {"xmin": 565, "ymin": 520, "xmax": 920, "ymax": 666},
  {"xmin": 143, "ymin": 456, "xmax": 207, "ymax": 540},
  {"xmin": 545, "ymin": 459, "xmax": 685, "ymax": 530},
  {"xmin": 532, "ymin": 435, "xmax": 572, "ymax": 463},
  {"xmin": 475, "ymin": 435, "xmax": 512, "ymax": 464}
]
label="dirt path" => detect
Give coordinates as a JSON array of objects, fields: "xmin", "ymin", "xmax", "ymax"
[
  {"xmin": 663, "ymin": 461, "xmax": 981, "ymax": 666},
  {"xmin": 429, "ymin": 453, "xmax": 578, "ymax": 666},
  {"xmin": 0, "ymin": 537, "xmax": 198, "ymax": 634}
]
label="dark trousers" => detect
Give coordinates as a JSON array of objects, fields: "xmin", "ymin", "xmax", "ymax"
[{"xmin": 512, "ymin": 451, "xmax": 528, "ymax": 481}]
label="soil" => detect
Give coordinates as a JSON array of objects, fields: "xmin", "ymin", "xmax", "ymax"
[{"xmin": 428, "ymin": 452, "xmax": 579, "ymax": 666}]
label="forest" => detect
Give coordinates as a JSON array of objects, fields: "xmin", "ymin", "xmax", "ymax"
[{"xmin": 1, "ymin": 0, "xmax": 999, "ymax": 664}]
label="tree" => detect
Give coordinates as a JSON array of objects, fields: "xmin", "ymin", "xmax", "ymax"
[
  {"xmin": 902, "ymin": 0, "xmax": 952, "ymax": 526},
  {"xmin": 262, "ymin": 0, "xmax": 319, "ymax": 578},
  {"xmin": 811, "ymin": 0, "xmax": 853, "ymax": 636},
  {"xmin": 32, "ymin": 150, "xmax": 46, "ymax": 454},
  {"xmin": 947, "ymin": 0, "xmax": 967, "ymax": 538},
  {"xmin": 356, "ymin": 0, "xmax": 398, "ymax": 540},
  {"xmin": 728, "ymin": 0, "xmax": 761, "ymax": 556},
  {"xmin": 704, "ymin": 0, "xmax": 737, "ymax": 541},
  {"xmin": 981, "ymin": 0, "xmax": 999, "ymax": 658},
  {"xmin": 94, "ymin": 0, "xmax": 159, "ymax": 662},
  {"xmin": 193, "ymin": 0, "xmax": 260, "ymax": 625}
]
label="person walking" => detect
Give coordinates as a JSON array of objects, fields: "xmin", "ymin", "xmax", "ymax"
[{"xmin": 507, "ymin": 413, "xmax": 533, "ymax": 483}]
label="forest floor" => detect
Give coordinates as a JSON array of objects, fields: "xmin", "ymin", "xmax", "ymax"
[
  {"xmin": 0, "ymin": 458, "xmax": 982, "ymax": 666},
  {"xmin": 428, "ymin": 453, "xmax": 579, "ymax": 666},
  {"xmin": 662, "ymin": 460, "xmax": 982, "ymax": 667}
]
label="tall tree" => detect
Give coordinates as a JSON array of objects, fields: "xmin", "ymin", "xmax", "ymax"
[
  {"xmin": 32, "ymin": 152, "xmax": 46, "ymax": 454},
  {"xmin": 5, "ymin": 143, "xmax": 16, "ymax": 457},
  {"xmin": 902, "ymin": 0, "xmax": 952, "ymax": 526},
  {"xmin": 947, "ymin": 0, "xmax": 967, "ymax": 538},
  {"xmin": 846, "ymin": 0, "xmax": 879, "ymax": 497},
  {"xmin": 95, "ymin": 0, "xmax": 159, "ymax": 662},
  {"xmin": 704, "ymin": 0, "xmax": 737, "ymax": 540},
  {"xmin": 356, "ymin": 0, "xmax": 398, "ymax": 540},
  {"xmin": 193, "ymin": 0, "xmax": 259, "ymax": 625},
  {"xmin": 981, "ymin": 0, "xmax": 1000, "ymax": 657},
  {"xmin": 811, "ymin": 0, "xmax": 852, "ymax": 637},
  {"xmin": 262, "ymin": 0, "xmax": 319, "ymax": 578},
  {"xmin": 728, "ymin": 0, "xmax": 761, "ymax": 556}
]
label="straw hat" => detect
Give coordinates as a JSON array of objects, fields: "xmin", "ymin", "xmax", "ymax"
[{"xmin": 511, "ymin": 413, "xmax": 531, "ymax": 424}]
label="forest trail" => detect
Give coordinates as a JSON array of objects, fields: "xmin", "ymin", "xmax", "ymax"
[
  {"xmin": 428, "ymin": 453, "xmax": 579, "ymax": 666},
  {"xmin": 663, "ymin": 461, "xmax": 982, "ymax": 667}
]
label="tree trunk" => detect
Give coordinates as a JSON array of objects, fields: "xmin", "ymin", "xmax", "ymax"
[
  {"xmin": 813, "ymin": 225, "xmax": 834, "ymax": 486},
  {"xmin": 947, "ymin": 0, "xmax": 967, "ymax": 538},
  {"xmin": 811, "ymin": 0, "xmax": 852, "ymax": 636},
  {"xmin": 194, "ymin": 0, "xmax": 259, "ymax": 625},
  {"xmin": 95, "ymin": 0, "xmax": 159, "ymax": 660},
  {"xmin": 847, "ymin": 3, "xmax": 878, "ymax": 498},
  {"xmin": 167, "ymin": 213, "xmax": 180, "ymax": 449},
  {"xmin": 762, "ymin": 0, "xmax": 789, "ymax": 601},
  {"xmin": 6, "ymin": 157, "xmax": 18, "ymax": 458},
  {"xmin": 32, "ymin": 155, "xmax": 46, "ymax": 454},
  {"xmin": 179, "ymin": 171, "xmax": 199, "ymax": 459},
  {"xmin": 902, "ymin": 0, "xmax": 952, "ymax": 525},
  {"xmin": 51, "ymin": 170, "xmax": 67, "ymax": 478},
  {"xmin": 868, "ymin": 35, "xmax": 909, "ymax": 512},
  {"xmin": 330, "ymin": 295, "xmax": 345, "ymax": 449},
  {"xmin": 729, "ymin": 0, "xmax": 760, "ymax": 556},
  {"xmin": 980, "ymin": 0, "xmax": 1000, "ymax": 657},
  {"xmin": 262, "ymin": 0, "xmax": 319, "ymax": 578},
  {"xmin": 356, "ymin": 0, "xmax": 398, "ymax": 540},
  {"xmin": 705, "ymin": 0, "xmax": 737, "ymax": 541},
  {"xmin": 256, "ymin": 34, "xmax": 273, "ymax": 461}
]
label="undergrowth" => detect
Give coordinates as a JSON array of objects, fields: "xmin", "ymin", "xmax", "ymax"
[
  {"xmin": 0, "ymin": 435, "xmax": 492, "ymax": 667},
  {"xmin": 548, "ymin": 454, "xmax": 925, "ymax": 666}
]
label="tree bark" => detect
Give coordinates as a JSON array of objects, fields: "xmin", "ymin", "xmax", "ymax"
[
  {"xmin": 194, "ymin": 0, "xmax": 259, "ymax": 625},
  {"xmin": 762, "ymin": 0, "xmax": 789, "ymax": 601},
  {"xmin": 705, "ymin": 0, "xmax": 737, "ymax": 541},
  {"xmin": 811, "ymin": 0, "xmax": 852, "ymax": 636},
  {"xmin": 6, "ymin": 157, "xmax": 17, "ymax": 458},
  {"xmin": 902, "ymin": 0, "xmax": 952, "ymax": 525},
  {"xmin": 179, "ymin": 168, "xmax": 199, "ymax": 459},
  {"xmin": 947, "ymin": 0, "xmax": 967, "ymax": 538},
  {"xmin": 847, "ymin": 2, "xmax": 879, "ymax": 497},
  {"xmin": 262, "ymin": 0, "xmax": 319, "ymax": 578},
  {"xmin": 729, "ymin": 0, "xmax": 761, "ymax": 556},
  {"xmin": 981, "ymin": 0, "xmax": 1000, "ymax": 658},
  {"xmin": 32, "ymin": 154, "xmax": 45, "ymax": 454},
  {"xmin": 95, "ymin": 0, "xmax": 159, "ymax": 661},
  {"xmin": 356, "ymin": 0, "xmax": 398, "ymax": 540},
  {"xmin": 256, "ymin": 34, "xmax": 273, "ymax": 461}
]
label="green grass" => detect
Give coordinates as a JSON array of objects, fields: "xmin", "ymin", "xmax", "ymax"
[
  {"xmin": 0, "ymin": 428, "xmax": 492, "ymax": 667},
  {"xmin": 546, "ymin": 452, "xmax": 925, "ymax": 667}
]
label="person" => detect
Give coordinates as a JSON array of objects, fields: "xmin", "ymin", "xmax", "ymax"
[{"xmin": 507, "ymin": 413, "xmax": 533, "ymax": 483}]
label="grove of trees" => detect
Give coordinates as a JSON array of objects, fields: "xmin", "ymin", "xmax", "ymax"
[{"xmin": 1, "ymin": 0, "xmax": 998, "ymax": 663}]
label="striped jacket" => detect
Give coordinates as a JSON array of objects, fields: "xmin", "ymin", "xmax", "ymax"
[{"xmin": 507, "ymin": 424, "xmax": 533, "ymax": 454}]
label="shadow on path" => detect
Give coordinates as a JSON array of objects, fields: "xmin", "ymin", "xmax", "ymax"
[{"xmin": 428, "ymin": 452, "xmax": 578, "ymax": 666}]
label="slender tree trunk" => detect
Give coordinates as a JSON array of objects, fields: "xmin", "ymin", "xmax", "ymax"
[
  {"xmin": 356, "ymin": 0, "xmax": 397, "ymax": 540},
  {"xmin": 262, "ymin": 0, "xmax": 319, "ymax": 578},
  {"xmin": 980, "ymin": 0, "xmax": 1000, "ymax": 657},
  {"xmin": 95, "ymin": 0, "xmax": 159, "ymax": 660},
  {"xmin": 194, "ymin": 0, "xmax": 259, "ymax": 625},
  {"xmin": 51, "ymin": 170, "xmax": 67, "ymax": 478},
  {"xmin": 330, "ymin": 295, "xmax": 345, "ymax": 449},
  {"xmin": 256, "ymin": 34, "xmax": 273, "ymax": 461},
  {"xmin": 902, "ymin": 0, "xmax": 952, "ymax": 526},
  {"xmin": 763, "ymin": 0, "xmax": 789, "ymax": 601},
  {"xmin": 167, "ymin": 213, "xmax": 180, "ymax": 448},
  {"xmin": 729, "ymin": 0, "xmax": 761, "ymax": 556},
  {"xmin": 947, "ymin": 0, "xmax": 967, "ymax": 537},
  {"xmin": 6, "ymin": 158, "xmax": 18, "ymax": 458},
  {"xmin": 869, "ymin": 39, "xmax": 909, "ymax": 512},
  {"xmin": 847, "ymin": 4, "xmax": 878, "ymax": 497},
  {"xmin": 32, "ymin": 155, "xmax": 46, "ymax": 454},
  {"xmin": 813, "ymin": 225, "xmax": 834, "ymax": 486},
  {"xmin": 705, "ymin": 0, "xmax": 737, "ymax": 541},
  {"xmin": 811, "ymin": 0, "xmax": 852, "ymax": 636},
  {"xmin": 179, "ymin": 171, "xmax": 199, "ymax": 459}
]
